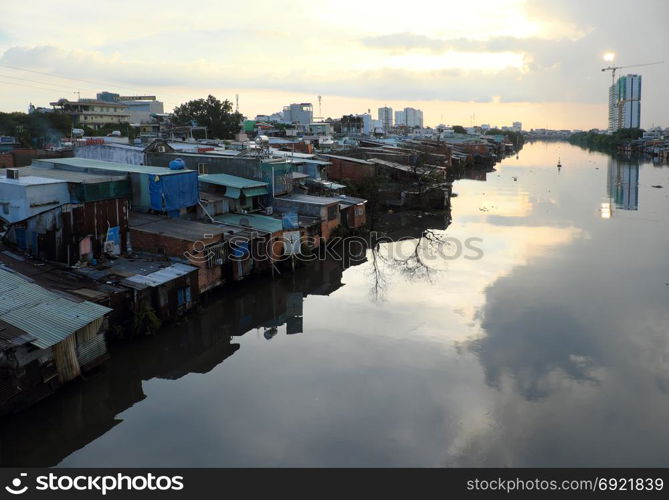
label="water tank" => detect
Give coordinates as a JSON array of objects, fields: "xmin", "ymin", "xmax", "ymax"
[{"xmin": 168, "ymin": 158, "xmax": 186, "ymax": 170}]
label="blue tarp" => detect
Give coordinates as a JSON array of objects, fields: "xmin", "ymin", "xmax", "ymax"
[
  {"xmin": 282, "ymin": 212, "xmax": 299, "ymax": 230},
  {"xmin": 231, "ymin": 240, "xmax": 249, "ymax": 258},
  {"xmin": 149, "ymin": 172, "xmax": 199, "ymax": 212}
]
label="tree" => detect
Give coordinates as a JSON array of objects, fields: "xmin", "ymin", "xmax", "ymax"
[
  {"xmin": 452, "ymin": 125, "xmax": 467, "ymax": 134},
  {"xmin": 172, "ymin": 95, "xmax": 242, "ymax": 140}
]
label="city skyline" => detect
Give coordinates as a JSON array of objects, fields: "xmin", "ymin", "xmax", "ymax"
[{"xmin": 0, "ymin": 0, "xmax": 667, "ymax": 130}]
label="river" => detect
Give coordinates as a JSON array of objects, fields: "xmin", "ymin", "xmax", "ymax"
[{"xmin": 2, "ymin": 141, "xmax": 669, "ymax": 467}]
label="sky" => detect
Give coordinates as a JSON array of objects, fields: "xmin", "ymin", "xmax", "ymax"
[{"xmin": 0, "ymin": 0, "xmax": 667, "ymax": 130}]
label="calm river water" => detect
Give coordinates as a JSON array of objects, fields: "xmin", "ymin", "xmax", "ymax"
[{"xmin": 2, "ymin": 141, "xmax": 669, "ymax": 467}]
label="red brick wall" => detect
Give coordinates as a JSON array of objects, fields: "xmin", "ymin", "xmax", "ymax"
[{"xmin": 0, "ymin": 153, "xmax": 13, "ymax": 168}]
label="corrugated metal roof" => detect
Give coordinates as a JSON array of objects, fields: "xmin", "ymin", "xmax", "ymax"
[
  {"xmin": 199, "ymin": 173, "xmax": 268, "ymax": 189},
  {"xmin": 0, "ymin": 268, "xmax": 111, "ymax": 349},
  {"xmin": 34, "ymin": 157, "xmax": 195, "ymax": 176},
  {"xmin": 123, "ymin": 262, "xmax": 198, "ymax": 288},
  {"xmin": 215, "ymin": 213, "xmax": 282, "ymax": 234},
  {"xmin": 275, "ymin": 193, "xmax": 341, "ymax": 205}
]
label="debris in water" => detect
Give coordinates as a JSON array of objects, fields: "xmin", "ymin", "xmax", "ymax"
[{"xmin": 651, "ymin": 185, "xmax": 663, "ymax": 188}]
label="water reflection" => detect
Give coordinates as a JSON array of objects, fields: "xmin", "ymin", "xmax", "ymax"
[
  {"xmin": 2, "ymin": 143, "xmax": 669, "ymax": 467},
  {"xmin": 606, "ymin": 157, "xmax": 639, "ymax": 211},
  {"xmin": 0, "ymin": 258, "xmax": 360, "ymax": 467}
]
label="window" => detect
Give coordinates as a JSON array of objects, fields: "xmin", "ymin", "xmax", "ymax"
[
  {"xmin": 355, "ymin": 206, "xmax": 364, "ymax": 216},
  {"xmin": 327, "ymin": 205, "xmax": 338, "ymax": 221},
  {"xmin": 198, "ymin": 163, "xmax": 208, "ymax": 174}
]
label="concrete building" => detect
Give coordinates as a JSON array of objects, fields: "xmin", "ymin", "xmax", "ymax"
[
  {"xmin": 97, "ymin": 92, "xmax": 165, "ymax": 126},
  {"xmin": 50, "ymin": 98, "xmax": 130, "ymax": 130},
  {"xmin": 404, "ymin": 107, "xmax": 424, "ymax": 128},
  {"xmin": 358, "ymin": 113, "xmax": 373, "ymax": 135},
  {"xmin": 512, "ymin": 121, "xmax": 522, "ymax": 132},
  {"xmin": 608, "ymin": 74, "xmax": 642, "ymax": 131},
  {"xmin": 378, "ymin": 107, "xmax": 393, "ymax": 131},
  {"xmin": 283, "ymin": 103, "xmax": 313, "ymax": 125},
  {"xmin": 395, "ymin": 110, "xmax": 406, "ymax": 127}
]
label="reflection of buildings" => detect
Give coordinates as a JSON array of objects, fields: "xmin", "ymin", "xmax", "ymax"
[
  {"xmin": 0, "ymin": 258, "xmax": 362, "ymax": 466},
  {"xmin": 606, "ymin": 157, "xmax": 639, "ymax": 212}
]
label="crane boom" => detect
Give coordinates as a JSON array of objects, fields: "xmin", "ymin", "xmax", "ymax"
[{"xmin": 601, "ymin": 61, "xmax": 664, "ymax": 86}]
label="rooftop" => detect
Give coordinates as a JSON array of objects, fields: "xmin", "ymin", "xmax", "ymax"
[
  {"xmin": 319, "ymin": 154, "xmax": 374, "ymax": 164},
  {"xmin": 199, "ymin": 173, "xmax": 268, "ymax": 189},
  {"xmin": 0, "ymin": 268, "xmax": 111, "ymax": 350},
  {"xmin": 18, "ymin": 166, "xmax": 127, "ymax": 184},
  {"xmin": 129, "ymin": 212, "xmax": 227, "ymax": 242},
  {"xmin": 0, "ymin": 175, "xmax": 67, "ymax": 187},
  {"xmin": 33, "ymin": 157, "xmax": 195, "ymax": 176},
  {"xmin": 215, "ymin": 213, "xmax": 283, "ymax": 234},
  {"xmin": 274, "ymin": 193, "xmax": 341, "ymax": 206},
  {"xmin": 122, "ymin": 262, "xmax": 198, "ymax": 289},
  {"xmin": 335, "ymin": 194, "xmax": 367, "ymax": 206}
]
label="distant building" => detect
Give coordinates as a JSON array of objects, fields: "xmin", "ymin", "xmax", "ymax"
[
  {"xmin": 283, "ymin": 103, "xmax": 313, "ymax": 125},
  {"xmin": 512, "ymin": 121, "xmax": 522, "ymax": 132},
  {"xmin": 394, "ymin": 110, "xmax": 406, "ymax": 126},
  {"xmin": 358, "ymin": 113, "xmax": 373, "ymax": 134},
  {"xmin": 608, "ymin": 74, "xmax": 642, "ymax": 131},
  {"xmin": 404, "ymin": 107, "xmax": 423, "ymax": 128},
  {"xmin": 96, "ymin": 92, "xmax": 164, "ymax": 125},
  {"xmin": 378, "ymin": 107, "xmax": 393, "ymax": 131},
  {"xmin": 50, "ymin": 97, "xmax": 130, "ymax": 130}
]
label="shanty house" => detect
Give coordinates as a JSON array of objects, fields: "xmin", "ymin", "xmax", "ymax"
[
  {"xmin": 0, "ymin": 268, "xmax": 111, "ymax": 414},
  {"xmin": 272, "ymin": 193, "xmax": 341, "ymax": 241}
]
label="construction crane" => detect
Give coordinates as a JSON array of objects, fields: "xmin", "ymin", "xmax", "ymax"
[{"xmin": 601, "ymin": 61, "xmax": 664, "ymax": 86}]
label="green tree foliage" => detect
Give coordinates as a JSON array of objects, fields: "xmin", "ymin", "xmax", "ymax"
[
  {"xmin": 172, "ymin": 94, "xmax": 242, "ymax": 139},
  {"xmin": 0, "ymin": 111, "xmax": 72, "ymax": 148},
  {"xmin": 568, "ymin": 128, "xmax": 644, "ymax": 151},
  {"xmin": 82, "ymin": 122, "xmax": 136, "ymax": 140},
  {"xmin": 452, "ymin": 125, "xmax": 467, "ymax": 134},
  {"xmin": 484, "ymin": 128, "xmax": 525, "ymax": 149}
]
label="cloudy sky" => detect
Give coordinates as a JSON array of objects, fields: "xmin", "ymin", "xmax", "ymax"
[{"xmin": 0, "ymin": 0, "xmax": 667, "ymax": 130}]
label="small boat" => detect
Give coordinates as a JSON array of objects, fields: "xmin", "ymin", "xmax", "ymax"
[{"xmin": 557, "ymin": 157, "xmax": 562, "ymax": 168}]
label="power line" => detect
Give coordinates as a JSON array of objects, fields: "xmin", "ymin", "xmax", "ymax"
[
  {"xmin": 0, "ymin": 72, "xmax": 77, "ymax": 92},
  {"xmin": 0, "ymin": 78, "xmax": 73, "ymax": 94},
  {"xmin": 0, "ymin": 62, "xmax": 147, "ymax": 94}
]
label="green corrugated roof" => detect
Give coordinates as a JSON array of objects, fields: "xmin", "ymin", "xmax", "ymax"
[
  {"xmin": 0, "ymin": 269, "xmax": 111, "ymax": 349},
  {"xmin": 199, "ymin": 173, "xmax": 268, "ymax": 189},
  {"xmin": 215, "ymin": 213, "xmax": 282, "ymax": 234}
]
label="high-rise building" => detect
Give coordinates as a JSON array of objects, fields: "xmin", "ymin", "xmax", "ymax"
[
  {"xmin": 283, "ymin": 103, "xmax": 313, "ymax": 124},
  {"xmin": 608, "ymin": 74, "xmax": 641, "ymax": 132},
  {"xmin": 394, "ymin": 110, "xmax": 406, "ymax": 126},
  {"xmin": 512, "ymin": 121, "xmax": 522, "ymax": 131},
  {"xmin": 378, "ymin": 107, "xmax": 393, "ymax": 131},
  {"xmin": 404, "ymin": 107, "xmax": 423, "ymax": 128}
]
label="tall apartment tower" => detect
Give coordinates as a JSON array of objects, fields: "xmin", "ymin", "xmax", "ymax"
[
  {"xmin": 608, "ymin": 74, "xmax": 642, "ymax": 131},
  {"xmin": 378, "ymin": 107, "xmax": 393, "ymax": 131}
]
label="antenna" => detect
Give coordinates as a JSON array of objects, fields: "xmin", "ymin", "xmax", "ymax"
[
  {"xmin": 235, "ymin": 94, "xmax": 239, "ymax": 113},
  {"xmin": 318, "ymin": 95, "xmax": 322, "ymax": 118}
]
